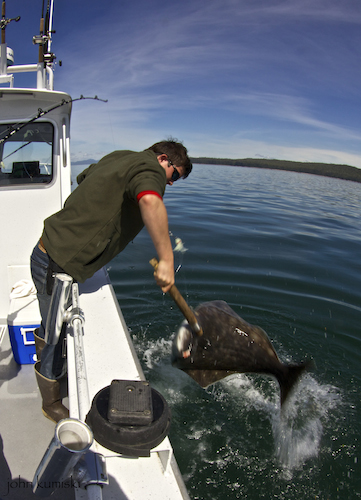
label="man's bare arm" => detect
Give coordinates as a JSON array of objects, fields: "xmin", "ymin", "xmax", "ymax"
[{"xmin": 138, "ymin": 194, "xmax": 174, "ymax": 292}]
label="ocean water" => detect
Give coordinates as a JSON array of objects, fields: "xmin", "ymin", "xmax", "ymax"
[{"xmin": 80, "ymin": 163, "xmax": 360, "ymax": 499}]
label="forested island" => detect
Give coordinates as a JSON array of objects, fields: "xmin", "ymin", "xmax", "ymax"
[{"xmin": 190, "ymin": 157, "xmax": 361, "ymax": 184}]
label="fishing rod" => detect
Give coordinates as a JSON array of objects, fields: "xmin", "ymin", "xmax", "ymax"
[
  {"xmin": 0, "ymin": 0, "xmax": 20, "ymax": 77},
  {"xmin": 33, "ymin": 0, "xmax": 56, "ymax": 66},
  {"xmin": 38, "ymin": 0, "xmax": 44, "ymax": 63},
  {"xmin": 0, "ymin": 95, "xmax": 108, "ymax": 144},
  {"xmin": 1, "ymin": 0, "xmax": 20, "ymax": 44}
]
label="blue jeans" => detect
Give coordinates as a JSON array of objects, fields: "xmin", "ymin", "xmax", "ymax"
[{"xmin": 30, "ymin": 243, "xmax": 67, "ymax": 380}]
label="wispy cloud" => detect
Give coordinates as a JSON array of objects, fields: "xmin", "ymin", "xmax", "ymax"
[
  {"xmin": 48, "ymin": 0, "xmax": 361, "ymax": 167},
  {"xmin": 224, "ymin": 92, "xmax": 361, "ymax": 141}
]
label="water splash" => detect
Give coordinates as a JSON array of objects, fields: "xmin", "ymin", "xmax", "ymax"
[
  {"xmin": 271, "ymin": 374, "xmax": 342, "ymax": 469},
  {"xmin": 220, "ymin": 371, "xmax": 342, "ymax": 472},
  {"xmin": 173, "ymin": 237, "xmax": 188, "ymax": 254},
  {"xmin": 130, "ymin": 326, "xmax": 173, "ymax": 370},
  {"xmin": 169, "ymin": 231, "xmax": 188, "ymax": 274},
  {"xmin": 142, "ymin": 336, "xmax": 172, "ymax": 369}
]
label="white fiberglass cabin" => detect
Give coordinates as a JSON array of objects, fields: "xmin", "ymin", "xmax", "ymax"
[{"xmin": 0, "ymin": 2, "xmax": 189, "ymax": 499}]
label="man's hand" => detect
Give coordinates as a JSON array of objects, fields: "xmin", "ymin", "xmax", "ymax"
[{"xmin": 153, "ymin": 258, "xmax": 174, "ymax": 293}]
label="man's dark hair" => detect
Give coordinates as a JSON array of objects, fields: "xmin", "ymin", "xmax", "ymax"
[{"xmin": 147, "ymin": 138, "xmax": 192, "ymax": 178}]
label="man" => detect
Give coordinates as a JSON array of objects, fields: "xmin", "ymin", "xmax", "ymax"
[{"xmin": 30, "ymin": 139, "xmax": 192, "ymax": 422}]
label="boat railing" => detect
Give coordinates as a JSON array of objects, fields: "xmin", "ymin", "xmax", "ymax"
[
  {"xmin": 0, "ymin": 54, "xmax": 55, "ymax": 89},
  {"xmin": 68, "ymin": 281, "xmax": 92, "ymax": 422}
]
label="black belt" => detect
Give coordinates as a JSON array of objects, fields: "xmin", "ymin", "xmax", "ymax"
[{"xmin": 46, "ymin": 255, "xmax": 68, "ymax": 295}]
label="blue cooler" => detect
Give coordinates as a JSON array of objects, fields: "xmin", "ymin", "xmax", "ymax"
[{"xmin": 7, "ymin": 296, "xmax": 41, "ymax": 364}]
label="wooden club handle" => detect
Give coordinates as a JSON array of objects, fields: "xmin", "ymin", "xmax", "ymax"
[{"xmin": 149, "ymin": 258, "xmax": 203, "ymax": 336}]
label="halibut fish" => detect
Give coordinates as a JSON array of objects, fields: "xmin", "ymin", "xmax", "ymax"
[{"xmin": 172, "ymin": 300, "xmax": 311, "ymax": 406}]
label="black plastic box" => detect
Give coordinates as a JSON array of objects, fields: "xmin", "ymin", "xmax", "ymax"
[{"xmin": 107, "ymin": 380, "xmax": 153, "ymax": 426}]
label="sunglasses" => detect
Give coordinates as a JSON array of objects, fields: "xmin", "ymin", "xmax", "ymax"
[{"xmin": 168, "ymin": 160, "xmax": 181, "ymax": 182}]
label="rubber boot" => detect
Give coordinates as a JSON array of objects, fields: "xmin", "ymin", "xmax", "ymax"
[
  {"xmin": 34, "ymin": 328, "xmax": 46, "ymax": 361},
  {"xmin": 34, "ymin": 361, "xmax": 69, "ymax": 423}
]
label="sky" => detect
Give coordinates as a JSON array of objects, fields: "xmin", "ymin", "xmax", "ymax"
[{"xmin": 3, "ymin": 0, "xmax": 361, "ymax": 167}]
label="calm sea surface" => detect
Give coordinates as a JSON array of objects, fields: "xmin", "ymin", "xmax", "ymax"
[{"xmin": 77, "ymin": 163, "xmax": 361, "ymax": 499}]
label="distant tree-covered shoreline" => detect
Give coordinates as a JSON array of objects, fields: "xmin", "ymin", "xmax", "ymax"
[{"xmin": 190, "ymin": 157, "xmax": 361, "ymax": 184}]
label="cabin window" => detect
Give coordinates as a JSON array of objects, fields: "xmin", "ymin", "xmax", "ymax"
[{"xmin": 0, "ymin": 122, "xmax": 54, "ymax": 186}]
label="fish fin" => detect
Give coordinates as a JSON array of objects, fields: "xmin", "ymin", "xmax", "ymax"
[{"xmin": 278, "ymin": 360, "xmax": 314, "ymax": 407}]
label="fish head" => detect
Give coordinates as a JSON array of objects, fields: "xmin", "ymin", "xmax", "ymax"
[{"xmin": 172, "ymin": 320, "xmax": 196, "ymax": 360}]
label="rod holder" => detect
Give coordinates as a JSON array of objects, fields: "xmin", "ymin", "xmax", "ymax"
[
  {"xmin": 73, "ymin": 452, "xmax": 108, "ymax": 489},
  {"xmin": 33, "ymin": 418, "xmax": 93, "ymax": 497},
  {"xmin": 45, "ymin": 273, "xmax": 73, "ymax": 345}
]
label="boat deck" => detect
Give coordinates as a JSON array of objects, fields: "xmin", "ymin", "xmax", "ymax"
[{"xmin": 0, "ymin": 325, "xmax": 73, "ymax": 499}]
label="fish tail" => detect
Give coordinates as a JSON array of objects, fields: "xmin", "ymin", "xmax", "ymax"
[{"xmin": 278, "ymin": 360, "xmax": 314, "ymax": 407}]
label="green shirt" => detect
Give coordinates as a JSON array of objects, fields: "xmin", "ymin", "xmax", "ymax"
[{"xmin": 42, "ymin": 150, "xmax": 166, "ymax": 282}]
